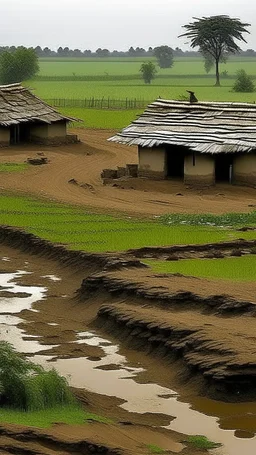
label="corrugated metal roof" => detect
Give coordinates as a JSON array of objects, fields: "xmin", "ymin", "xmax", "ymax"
[
  {"xmin": 109, "ymin": 99, "xmax": 256, "ymax": 154},
  {"xmin": 0, "ymin": 83, "xmax": 79, "ymax": 126}
]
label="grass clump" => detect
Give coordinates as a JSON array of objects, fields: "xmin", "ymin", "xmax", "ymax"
[
  {"xmin": 147, "ymin": 444, "xmax": 165, "ymax": 454},
  {"xmin": 0, "ymin": 341, "xmax": 74, "ymax": 411},
  {"xmin": 0, "ymin": 163, "xmax": 28, "ymax": 173},
  {"xmin": 187, "ymin": 435, "xmax": 221, "ymax": 450}
]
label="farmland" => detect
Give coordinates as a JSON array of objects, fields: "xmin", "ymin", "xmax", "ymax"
[
  {"xmin": 1, "ymin": 194, "xmax": 255, "ymax": 252},
  {"xmin": 24, "ymin": 56, "xmax": 256, "ymax": 129}
]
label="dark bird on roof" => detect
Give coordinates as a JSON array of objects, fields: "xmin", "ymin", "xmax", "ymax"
[{"xmin": 187, "ymin": 90, "xmax": 198, "ymax": 103}]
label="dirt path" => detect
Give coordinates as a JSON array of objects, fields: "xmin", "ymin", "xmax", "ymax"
[{"xmin": 0, "ymin": 128, "xmax": 255, "ymax": 217}]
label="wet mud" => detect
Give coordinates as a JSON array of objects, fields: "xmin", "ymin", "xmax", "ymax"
[{"xmin": 0, "ymin": 227, "xmax": 256, "ymax": 454}]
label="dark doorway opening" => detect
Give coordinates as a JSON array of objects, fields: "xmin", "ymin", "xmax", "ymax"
[
  {"xmin": 166, "ymin": 146, "xmax": 185, "ymax": 179},
  {"xmin": 10, "ymin": 124, "xmax": 31, "ymax": 145},
  {"xmin": 215, "ymin": 154, "xmax": 233, "ymax": 183}
]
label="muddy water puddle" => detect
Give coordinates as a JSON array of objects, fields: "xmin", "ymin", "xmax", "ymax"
[{"xmin": 0, "ymin": 256, "xmax": 256, "ymax": 455}]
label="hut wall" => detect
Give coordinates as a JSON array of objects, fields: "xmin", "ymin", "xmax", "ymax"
[
  {"xmin": 30, "ymin": 121, "xmax": 68, "ymax": 144},
  {"xmin": 47, "ymin": 121, "xmax": 67, "ymax": 138},
  {"xmin": 233, "ymin": 154, "xmax": 256, "ymax": 187},
  {"xmin": 138, "ymin": 146, "xmax": 166, "ymax": 179},
  {"xmin": 184, "ymin": 153, "xmax": 215, "ymax": 185},
  {"xmin": 0, "ymin": 127, "xmax": 10, "ymax": 146},
  {"xmin": 30, "ymin": 124, "xmax": 49, "ymax": 140}
]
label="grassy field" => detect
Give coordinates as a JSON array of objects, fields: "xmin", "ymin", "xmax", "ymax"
[
  {"xmin": 144, "ymin": 256, "xmax": 256, "ymax": 281},
  {"xmin": 28, "ymin": 80, "xmax": 256, "ymax": 104},
  {"xmin": 60, "ymin": 108, "xmax": 141, "ymax": 129},
  {"xmin": 23, "ymin": 56, "xmax": 256, "ymax": 118},
  {"xmin": 0, "ymin": 195, "xmax": 255, "ymax": 253},
  {"xmin": 38, "ymin": 57, "xmax": 256, "ymax": 77}
]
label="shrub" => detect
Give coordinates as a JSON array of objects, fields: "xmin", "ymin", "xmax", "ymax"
[
  {"xmin": 0, "ymin": 342, "xmax": 74, "ymax": 411},
  {"xmin": 139, "ymin": 62, "xmax": 157, "ymax": 84},
  {"xmin": 233, "ymin": 70, "xmax": 255, "ymax": 92},
  {"xmin": 187, "ymin": 435, "xmax": 221, "ymax": 450}
]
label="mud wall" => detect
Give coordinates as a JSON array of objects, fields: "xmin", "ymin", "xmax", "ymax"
[
  {"xmin": 47, "ymin": 121, "xmax": 67, "ymax": 138},
  {"xmin": 30, "ymin": 123, "xmax": 49, "ymax": 139},
  {"xmin": 138, "ymin": 146, "xmax": 166, "ymax": 179},
  {"xmin": 184, "ymin": 153, "xmax": 215, "ymax": 186},
  {"xmin": 233, "ymin": 153, "xmax": 256, "ymax": 187},
  {"xmin": 0, "ymin": 127, "xmax": 10, "ymax": 146}
]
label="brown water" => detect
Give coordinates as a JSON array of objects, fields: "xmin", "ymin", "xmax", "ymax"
[{"xmin": 0, "ymin": 259, "xmax": 256, "ymax": 455}]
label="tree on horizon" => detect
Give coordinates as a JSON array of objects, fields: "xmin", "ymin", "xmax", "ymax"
[{"xmin": 179, "ymin": 15, "xmax": 250, "ymax": 86}]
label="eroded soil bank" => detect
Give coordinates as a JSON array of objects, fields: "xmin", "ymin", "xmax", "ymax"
[{"xmin": 0, "ymin": 229, "xmax": 256, "ymax": 454}]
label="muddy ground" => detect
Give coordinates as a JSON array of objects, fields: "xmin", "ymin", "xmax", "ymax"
[
  {"xmin": 0, "ymin": 128, "xmax": 255, "ymax": 216},
  {"xmin": 0, "ymin": 243, "xmax": 213, "ymax": 455}
]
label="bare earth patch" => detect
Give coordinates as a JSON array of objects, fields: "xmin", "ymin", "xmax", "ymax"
[{"xmin": 0, "ymin": 128, "xmax": 255, "ymax": 217}]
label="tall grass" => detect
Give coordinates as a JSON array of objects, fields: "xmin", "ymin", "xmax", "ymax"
[{"xmin": 0, "ymin": 342, "xmax": 74, "ymax": 411}]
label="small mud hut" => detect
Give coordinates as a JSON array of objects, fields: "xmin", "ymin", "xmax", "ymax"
[
  {"xmin": 0, "ymin": 83, "xmax": 78, "ymax": 146},
  {"xmin": 109, "ymin": 99, "xmax": 256, "ymax": 187}
]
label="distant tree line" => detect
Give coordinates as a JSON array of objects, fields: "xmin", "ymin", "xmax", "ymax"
[{"xmin": 1, "ymin": 45, "xmax": 256, "ymax": 59}]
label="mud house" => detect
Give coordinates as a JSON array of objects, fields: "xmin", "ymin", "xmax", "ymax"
[
  {"xmin": 109, "ymin": 99, "xmax": 256, "ymax": 187},
  {"xmin": 0, "ymin": 83, "xmax": 78, "ymax": 146}
]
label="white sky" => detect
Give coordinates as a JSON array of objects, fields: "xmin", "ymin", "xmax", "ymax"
[{"xmin": 0, "ymin": 0, "xmax": 255, "ymax": 51}]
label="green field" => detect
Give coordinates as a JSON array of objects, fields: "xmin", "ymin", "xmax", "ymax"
[
  {"xmin": 144, "ymin": 255, "xmax": 256, "ymax": 281},
  {"xmin": 23, "ymin": 56, "xmax": 256, "ymax": 117},
  {"xmin": 0, "ymin": 195, "xmax": 255, "ymax": 253},
  {"xmin": 38, "ymin": 57, "xmax": 256, "ymax": 77},
  {"xmin": 29, "ymin": 80, "xmax": 256, "ymax": 103},
  {"xmin": 61, "ymin": 108, "xmax": 141, "ymax": 129}
]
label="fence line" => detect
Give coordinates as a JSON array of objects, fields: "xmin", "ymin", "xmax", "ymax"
[{"xmin": 44, "ymin": 98, "xmax": 151, "ymax": 110}]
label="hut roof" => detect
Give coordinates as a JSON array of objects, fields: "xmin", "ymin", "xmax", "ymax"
[
  {"xmin": 0, "ymin": 83, "xmax": 78, "ymax": 126},
  {"xmin": 109, "ymin": 99, "xmax": 256, "ymax": 154}
]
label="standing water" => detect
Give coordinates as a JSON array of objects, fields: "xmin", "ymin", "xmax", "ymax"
[{"xmin": 0, "ymin": 258, "xmax": 256, "ymax": 455}]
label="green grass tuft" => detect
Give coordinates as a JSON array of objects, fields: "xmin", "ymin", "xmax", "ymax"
[
  {"xmin": 187, "ymin": 435, "xmax": 221, "ymax": 450},
  {"xmin": 0, "ymin": 342, "xmax": 74, "ymax": 411},
  {"xmin": 146, "ymin": 444, "xmax": 165, "ymax": 454},
  {"xmin": 0, "ymin": 163, "xmax": 28, "ymax": 173}
]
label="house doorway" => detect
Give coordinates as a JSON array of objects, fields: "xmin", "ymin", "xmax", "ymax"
[
  {"xmin": 215, "ymin": 155, "xmax": 233, "ymax": 183},
  {"xmin": 10, "ymin": 124, "xmax": 30, "ymax": 144},
  {"xmin": 166, "ymin": 146, "xmax": 185, "ymax": 179}
]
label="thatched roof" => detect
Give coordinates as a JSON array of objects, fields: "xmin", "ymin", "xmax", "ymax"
[
  {"xmin": 0, "ymin": 83, "xmax": 78, "ymax": 126},
  {"xmin": 109, "ymin": 99, "xmax": 256, "ymax": 154}
]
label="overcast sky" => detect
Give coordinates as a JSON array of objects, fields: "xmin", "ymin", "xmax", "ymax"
[{"xmin": 0, "ymin": 0, "xmax": 255, "ymax": 51}]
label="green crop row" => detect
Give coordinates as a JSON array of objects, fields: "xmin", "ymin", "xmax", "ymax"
[{"xmin": 0, "ymin": 195, "xmax": 255, "ymax": 253}]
